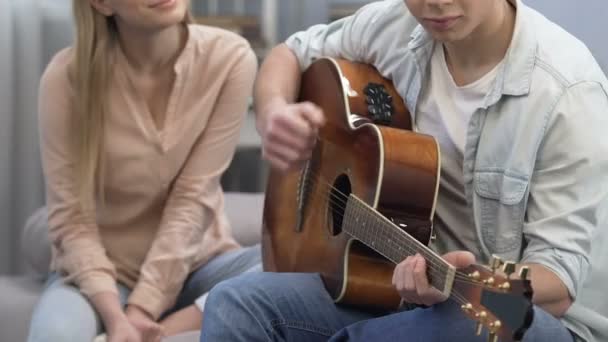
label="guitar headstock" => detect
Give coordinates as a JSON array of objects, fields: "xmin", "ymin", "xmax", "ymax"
[{"xmin": 453, "ymin": 255, "xmax": 534, "ymax": 342}]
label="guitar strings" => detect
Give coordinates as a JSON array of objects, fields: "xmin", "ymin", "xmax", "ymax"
[
  {"xmin": 299, "ymin": 169, "xmax": 474, "ymax": 283},
  {"xmin": 302, "ymin": 179, "xmax": 490, "ymax": 285},
  {"xmin": 301, "ymin": 178, "xmax": 452, "ymax": 282},
  {"xmin": 296, "ymin": 169, "xmax": 494, "ymax": 285},
  {"xmin": 298, "ymin": 168, "xmax": 454, "ymax": 274}
]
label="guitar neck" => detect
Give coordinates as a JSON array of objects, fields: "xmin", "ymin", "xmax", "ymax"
[{"xmin": 343, "ymin": 195, "xmax": 456, "ymax": 297}]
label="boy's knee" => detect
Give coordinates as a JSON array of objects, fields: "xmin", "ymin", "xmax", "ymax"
[{"xmin": 207, "ymin": 274, "xmax": 253, "ymax": 308}]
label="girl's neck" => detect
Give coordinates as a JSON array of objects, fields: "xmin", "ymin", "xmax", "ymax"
[{"xmin": 116, "ymin": 22, "xmax": 188, "ymax": 75}]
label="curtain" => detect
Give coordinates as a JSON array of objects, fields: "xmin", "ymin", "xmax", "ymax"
[
  {"xmin": 0, "ymin": 0, "xmax": 17, "ymax": 275},
  {"xmin": 0, "ymin": 0, "xmax": 73, "ymax": 275}
]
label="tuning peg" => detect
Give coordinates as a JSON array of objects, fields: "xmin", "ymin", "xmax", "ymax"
[
  {"xmin": 483, "ymin": 277, "xmax": 496, "ymax": 286},
  {"xmin": 487, "ymin": 320, "xmax": 501, "ymax": 342},
  {"xmin": 475, "ymin": 322, "xmax": 484, "ymax": 336},
  {"xmin": 519, "ymin": 266, "xmax": 530, "ymax": 280},
  {"xmin": 461, "ymin": 303, "xmax": 474, "ymax": 314},
  {"xmin": 490, "ymin": 255, "xmax": 504, "ymax": 272},
  {"xmin": 474, "ymin": 311, "xmax": 488, "ymax": 336},
  {"xmin": 502, "ymin": 261, "xmax": 517, "ymax": 277},
  {"xmin": 499, "ymin": 281, "xmax": 511, "ymax": 290},
  {"xmin": 468, "ymin": 270, "xmax": 481, "ymax": 281}
]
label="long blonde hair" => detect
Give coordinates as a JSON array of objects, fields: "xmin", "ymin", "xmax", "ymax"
[{"xmin": 70, "ymin": 2, "xmax": 193, "ymax": 209}]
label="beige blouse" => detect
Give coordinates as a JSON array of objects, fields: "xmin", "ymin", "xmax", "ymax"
[{"xmin": 38, "ymin": 24, "xmax": 258, "ymax": 319}]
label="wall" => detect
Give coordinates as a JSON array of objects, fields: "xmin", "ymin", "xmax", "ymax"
[
  {"xmin": 526, "ymin": 0, "xmax": 608, "ymax": 69},
  {"xmin": 277, "ymin": 0, "xmax": 328, "ymax": 41}
]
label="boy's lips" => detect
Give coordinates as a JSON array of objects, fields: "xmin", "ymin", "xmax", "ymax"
[{"xmin": 424, "ymin": 16, "xmax": 461, "ymax": 30}]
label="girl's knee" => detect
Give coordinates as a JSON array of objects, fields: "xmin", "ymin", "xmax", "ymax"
[
  {"xmin": 28, "ymin": 316, "xmax": 96, "ymax": 342},
  {"xmin": 28, "ymin": 286, "xmax": 98, "ymax": 342}
]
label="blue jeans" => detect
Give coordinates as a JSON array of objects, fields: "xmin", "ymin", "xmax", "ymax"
[
  {"xmin": 201, "ymin": 272, "xmax": 575, "ymax": 342},
  {"xmin": 329, "ymin": 299, "xmax": 574, "ymax": 342},
  {"xmin": 27, "ymin": 245, "xmax": 261, "ymax": 342}
]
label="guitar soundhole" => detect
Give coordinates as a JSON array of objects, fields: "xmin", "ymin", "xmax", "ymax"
[{"xmin": 329, "ymin": 174, "xmax": 352, "ymax": 236}]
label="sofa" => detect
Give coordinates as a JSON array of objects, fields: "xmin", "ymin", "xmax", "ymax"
[{"xmin": 0, "ymin": 192, "xmax": 265, "ymax": 342}]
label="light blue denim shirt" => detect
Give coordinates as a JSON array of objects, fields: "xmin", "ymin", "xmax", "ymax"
[{"xmin": 285, "ymin": 0, "xmax": 608, "ymax": 341}]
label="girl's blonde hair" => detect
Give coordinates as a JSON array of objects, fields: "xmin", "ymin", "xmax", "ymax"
[{"xmin": 70, "ymin": 1, "xmax": 192, "ymax": 209}]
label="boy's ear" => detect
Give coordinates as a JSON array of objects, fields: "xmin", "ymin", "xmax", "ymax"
[{"xmin": 89, "ymin": 0, "xmax": 114, "ymax": 17}]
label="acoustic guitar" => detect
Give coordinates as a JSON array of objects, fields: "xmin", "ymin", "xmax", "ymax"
[{"xmin": 261, "ymin": 57, "xmax": 534, "ymax": 342}]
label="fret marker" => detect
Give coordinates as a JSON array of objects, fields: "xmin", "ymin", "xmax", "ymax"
[{"xmin": 399, "ymin": 223, "xmax": 407, "ymax": 228}]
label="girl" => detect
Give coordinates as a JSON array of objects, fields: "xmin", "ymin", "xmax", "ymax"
[{"xmin": 28, "ymin": 0, "xmax": 260, "ymax": 341}]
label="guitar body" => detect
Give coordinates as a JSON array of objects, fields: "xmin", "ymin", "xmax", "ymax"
[{"xmin": 262, "ymin": 58, "xmax": 441, "ymax": 310}]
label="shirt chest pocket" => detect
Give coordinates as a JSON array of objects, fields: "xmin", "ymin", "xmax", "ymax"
[{"xmin": 474, "ymin": 171, "xmax": 529, "ymax": 253}]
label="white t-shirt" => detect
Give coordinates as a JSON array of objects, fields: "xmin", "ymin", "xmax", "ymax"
[{"xmin": 416, "ymin": 44, "xmax": 503, "ymax": 257}]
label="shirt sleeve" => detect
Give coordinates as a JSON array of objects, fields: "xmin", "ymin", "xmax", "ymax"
[
  {"xmin": 522, "ymin": 81, "xmax": 608, "ymax": 299},
  {"xmin": 126, "ymin": 46, "xmax": 258, "ymax": 319},
  {"xmin": 39, "ymin": 52, "xmax": 119, "ymax": 298},
  {"xmin": 284, "ymin": 0, "xmax": 401, "ymax": 71}
]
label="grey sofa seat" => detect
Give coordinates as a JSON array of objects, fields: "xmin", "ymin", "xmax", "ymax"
[
  {"xmin": 0, "ymin": 192, "xmax": 265, "ymax": 342},
  {"xmin": 0, "ymin": 276, "xmax": 44, "ymax": 342}
]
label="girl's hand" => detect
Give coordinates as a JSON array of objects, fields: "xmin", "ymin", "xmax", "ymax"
[
  {"xmin": 106, "ymin": 319, "xmax": 142, "ymax": 342},
  {"xmin": 125, "ymin": 305, "xmax": 165, "ymax": 342}
]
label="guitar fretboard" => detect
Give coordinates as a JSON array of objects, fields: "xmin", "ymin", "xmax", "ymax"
[{"xmin": 343, "ymin": 195, "xmax": 455, "ymax": 297}]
